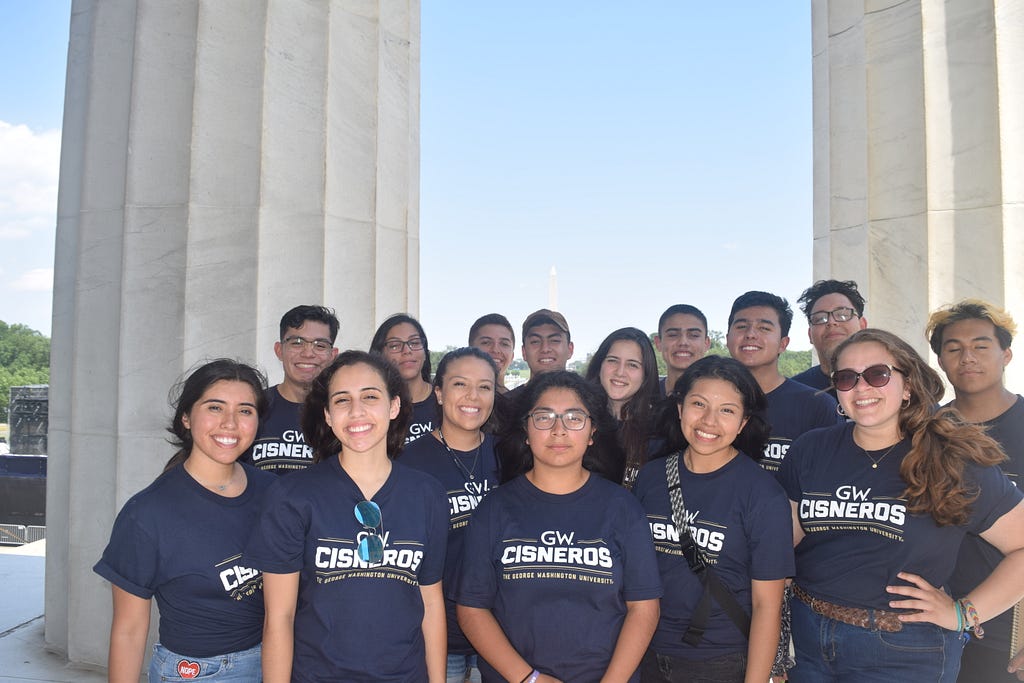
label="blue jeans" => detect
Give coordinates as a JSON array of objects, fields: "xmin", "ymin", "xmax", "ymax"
[
  {"xmin": 640, "ymin": 648, "xmax": 746, "ymax": 683},
  {"xmin": 149, "ymin": 642, "xmax": 261, "ymax": 682},
  {"xmin": 447, "ymin": 653, "xmax": 482, "ymax": 683},
  {"xmin": 790, "ymin": 596, "xmax": 965, "ymax": 682}
]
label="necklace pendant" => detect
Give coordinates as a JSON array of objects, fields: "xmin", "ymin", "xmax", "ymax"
[
  {"xmin": 469, "ymin": 473, "xmax": 475, "ymax": 480},
  {"xmin": 871, "ymin": 463, "xmax": 878, "ymax": 469}
]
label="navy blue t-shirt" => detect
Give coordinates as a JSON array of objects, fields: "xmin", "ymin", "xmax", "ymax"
[
  {"xmin": 244, "ymin": 386, "xmax": 314, "ymax": 475},
  {"xmin": 760, "ymin": 378, "xmax": 842, "ymax": 473},
  {"xmin": 634, "ymin": 452, "xmax": 794, "ymax": 659},
  {"xmin": 791, "ymin": 364, "xmax": 832, "ymax": 394},
  {"xmin": 949, "ymin": 395, "xmax": 1024, "ymax": 654},
  {"xmin": 94, "ymin": 463, "xmax": 275, "ymax": 657},
  {"xmin": 401, "ymin": 432, "xmax": 500, "ymax": 654},
  {"xmin": 246, "ymin": 457, "xmax": 448, "ymax": 682},
  {"xmin": 778, "ymin": 422, "xmax": 1023, "ymax": 611},
  {"xmin": 406, "ymin": 393, "xmax": 439, "ymax": 445},
  {"xmin": 455, "ymin": 474, "xmax": 662, "ymax": 683}
]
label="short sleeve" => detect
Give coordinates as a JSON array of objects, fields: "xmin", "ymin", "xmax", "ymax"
[
  {"xmin": 93, "ymin": 499, "xmax": 160, "ymax": 599},
  {"xmin": 618, "ymin": 495, "xmax": 663, "ymax": 602},
  {"xmin": 776, "ymin": 438, "xmax": 803, "ymax": 502},
  {"xmin": 245, "ymin": 480, "xmax": 309, "ymax": 574},
  {"xmin": 966, "ymin": 463, "xmax": 1024, "ymax": 535},
  {"xmin": 747, "ymin": 480, "xmax": 796, "ymax": 581},
  {"xmin": 416, "ymin": 479, "xmax": 450, "ymax": 586},
  {"xmin": 452, "ymin": 495, "xmax": 499, "ymax": 609}
]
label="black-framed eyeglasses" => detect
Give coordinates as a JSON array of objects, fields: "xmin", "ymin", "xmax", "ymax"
[
  {"xmin": 832, "ymin": 364, "xmax": 906, "ymax": 392},
  {"xmin": 283, "ymin": 336, "xmax": 334, "ymax": 353},
  {"xmin": 808, "ymin": 307, "xmax": 858, "ymax": 326},
  {"xmin": 354, "ymin": 500, "xmax": 384, "ymax": 563},
  {"xmin": 383, "ymin": 338, "xmax": 424, "ymax": 353},
  {"xmin": 527, "ymin": 410, "xmax": 591, "ymax": 431}
]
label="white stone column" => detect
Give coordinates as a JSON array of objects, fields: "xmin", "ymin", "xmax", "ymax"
[
  {"xmin": 48, "ymin": 0, "xmax": 419, "ymax": 667},
  {"xmin": 813, "ymin": 0, "xmax": 1022, "ymax": 392}
]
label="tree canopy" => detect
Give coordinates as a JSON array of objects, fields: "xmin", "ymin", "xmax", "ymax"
[{"xmin": 0, "ymin": 321, "xmax": 50, "ymax": 423}]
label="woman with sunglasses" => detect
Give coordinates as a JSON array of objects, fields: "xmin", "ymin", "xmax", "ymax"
[
  {"xmin": 456, "ymin": 371, "xmax": 662, "ymax": 682},
  {"xmin": 779, "ymin": 329, "xmax": 1024, "ymax": 681},
  {"xmin": 401, "ymin": 347, "xmax": 502, "ymax": 683},
  {"xmin": 371, "ymin": 313, "xmax": 437, "ymax": 445},
  {"xmin": 634, "ymin": 356, "xmax": 793, "ymax": 683},
  {"xmin": 585, "ymin": 327, "xmax": 662, "ymax": 490},
  {"xmin": 95, "ymin": 359, "xmax": 274, "ymax": 682},
  {"xmin": 248, "ymin": 351, "xmax": 449, "ymax": 682}
]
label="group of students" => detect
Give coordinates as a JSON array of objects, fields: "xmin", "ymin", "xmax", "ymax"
[{"xmin": 94, "ymin": 282, "xmax": 1024, "ymax": 682}]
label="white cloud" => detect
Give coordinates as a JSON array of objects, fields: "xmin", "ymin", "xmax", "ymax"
[
  {"xmin": 11, "ymin": 268, "xmax": 54, "ymax": 292},
  {"xmin": 0, "ymin": 120, "xmax": 61, "ymax": 239}
]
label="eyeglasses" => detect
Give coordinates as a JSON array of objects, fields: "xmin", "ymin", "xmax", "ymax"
[
  {"xmin": 283, "ymin": 336, "xmax": 334, "ymax": 353},
  {"xmin": 832, "ymin": 364, "xmax": 906, "ymax": 392},
  {"xmin": 383, "ymin": 338, "xmax": 424, "ymax": 353},
  {"xmin": 354, "ymin": 500, "xmax": 384, "ymax": 563},
  {"xmin": 808, "ymin": 307, "xmax": 858, "ymax": 326},
  {"xmin": 527, "ymin": 410, "xmax": 591, "ymax": 431}
]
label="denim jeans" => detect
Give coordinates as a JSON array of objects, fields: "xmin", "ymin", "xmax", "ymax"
[
  {"xmin": 790, "ymin": 595, "xmax": 965, "ymax": 682},
  {"xmin": 639, "ymin": 648, "xmax": 746, "ymax": 683},
  {"xmin": 447, "ymin": 653, "xmax": 482, "ymax": 683},
  {"xmin": 149, "ymin": 642, "xmax": 261, "ymax": 682}
]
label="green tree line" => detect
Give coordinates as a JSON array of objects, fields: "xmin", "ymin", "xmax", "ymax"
[{"xmin": 0, "ymin": 321, "xmax": 50, "ymax": 423}]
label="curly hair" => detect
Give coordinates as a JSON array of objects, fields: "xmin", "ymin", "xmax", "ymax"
[
  {"xmin": 796, "ymin": 279, "xmax": 866, "ymax": 319},
  {"xmin": 302, "ymin": 350, "xmax": 412, "ymax": 462},
  {"xmin": 831, "ymin": 329, "xmax": 1005, "ymax": 525}
]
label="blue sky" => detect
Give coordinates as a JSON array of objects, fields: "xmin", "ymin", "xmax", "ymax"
[{"xmin": 0, "ymin": 2, "xmax": 814, "ymax": 355}]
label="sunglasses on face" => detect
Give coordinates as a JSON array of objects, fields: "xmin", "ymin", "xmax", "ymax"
[
  {"xmin": 831, "ymin": 364, "xmax": 906, "ymax": 392},
  {"xmin": 354, "ymin": 500, "xmax": 384, "ymax": 563}
]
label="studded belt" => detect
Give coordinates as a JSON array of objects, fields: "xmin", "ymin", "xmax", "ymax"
[{"xmin": 793, "ymin": 583, "xmax": 905, "ymax": 632}]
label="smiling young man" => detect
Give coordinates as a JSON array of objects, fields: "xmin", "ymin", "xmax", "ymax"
[
  {"xmin": 927, "ymin": 299, "xmax": 1024, "ymax": 682},
  {"xmin": 468, "ymin": 313, "xmax": 516, "ymax": 394},
  {"xmin": 245, "ymin": 305, "xmax": 340, "ymax": 475},
  {"xmin": 726, "ymin": 291, "xmax": 841, "ymax": 473},
  {"xmin": 792, "ymin": 280, "xmax": 868, "ymax": 397},
  {"xmin": 654, "ymin": 304, "xmax": 712, "ymax": 397},
  {"xmin": 501, "ymin": 309, "xmax": 575, "ymax": 408}
]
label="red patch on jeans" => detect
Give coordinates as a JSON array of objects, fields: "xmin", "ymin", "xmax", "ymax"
[{"xmin": 177, "ymin": 660, "xmax": 201, "ymax": 678}]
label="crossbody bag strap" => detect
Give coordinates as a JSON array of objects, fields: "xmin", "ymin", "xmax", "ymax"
[{"xmin": 665, "ymin": 453, "xmax": 751, "ymax": 644}]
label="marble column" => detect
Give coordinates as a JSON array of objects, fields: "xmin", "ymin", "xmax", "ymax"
[
  {"xmin": 48, "ymin": 0, "xmax": 419, "ymax": 667},
  {"xmin": 812, "ymin": 0, "xmax": 1023, "ymax": 391}
]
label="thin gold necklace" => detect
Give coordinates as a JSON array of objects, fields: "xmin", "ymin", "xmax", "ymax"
[{"xmin": 863, "ymin": 442, "xmax": 899, "ymax": 469}]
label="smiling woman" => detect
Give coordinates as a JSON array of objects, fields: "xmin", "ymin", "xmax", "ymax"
[
  {"xmin": 94, "ymin": 359, "xmax": 275, "ymax": 683},
  {"xmin": 779, "ymin": 329, "xmax": 1024, "ymax": 681},
  {"xmin": 456, "ymin": 371, "xmax": 662, "ymax": 682},
  {"xmin": 246, "ymin": 350, "xmax": 449, "ymax": 682}
]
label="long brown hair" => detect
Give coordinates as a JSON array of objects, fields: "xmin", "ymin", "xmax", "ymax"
[
  {"xmin": 302, "ymin": 351, "xmax": 412, "ymax": 462},
  {"xmin": 164, "ymin": 359, "xmax": 268, "ymax": 473},
  {"xmin": 831, "ymin": 329, "xmax": 1005, "ymax": 525}
]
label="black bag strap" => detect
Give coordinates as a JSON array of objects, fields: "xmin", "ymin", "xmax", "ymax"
[{"xmin": 665, "ymin": 453, "xmax": 751, "ymax": 644}]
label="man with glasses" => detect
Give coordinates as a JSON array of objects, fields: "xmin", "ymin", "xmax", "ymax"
[
  {"xmin": 245, "ymin": 305, "xmax": 340, "ymax": 474},
  {"xmin": 793, "ymin": 279, "xmax": 868, "ymax": 397},
  {"xmin": 926, "ymin": 300, "xmax": 1024, "ymax": 682}
]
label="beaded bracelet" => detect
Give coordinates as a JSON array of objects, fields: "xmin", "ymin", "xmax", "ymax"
[{"xmin": 958, "ymin": 598, "xmax": 985, "ymax": 639}]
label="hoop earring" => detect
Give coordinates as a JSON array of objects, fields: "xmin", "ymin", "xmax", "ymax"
[
  {"xmin": 901, "ymin": 397, "xmax": 911, "ymax": 408},
  {"xmin": 836, "ymin": 404, "xmax": 846, "ymax": 417}
]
